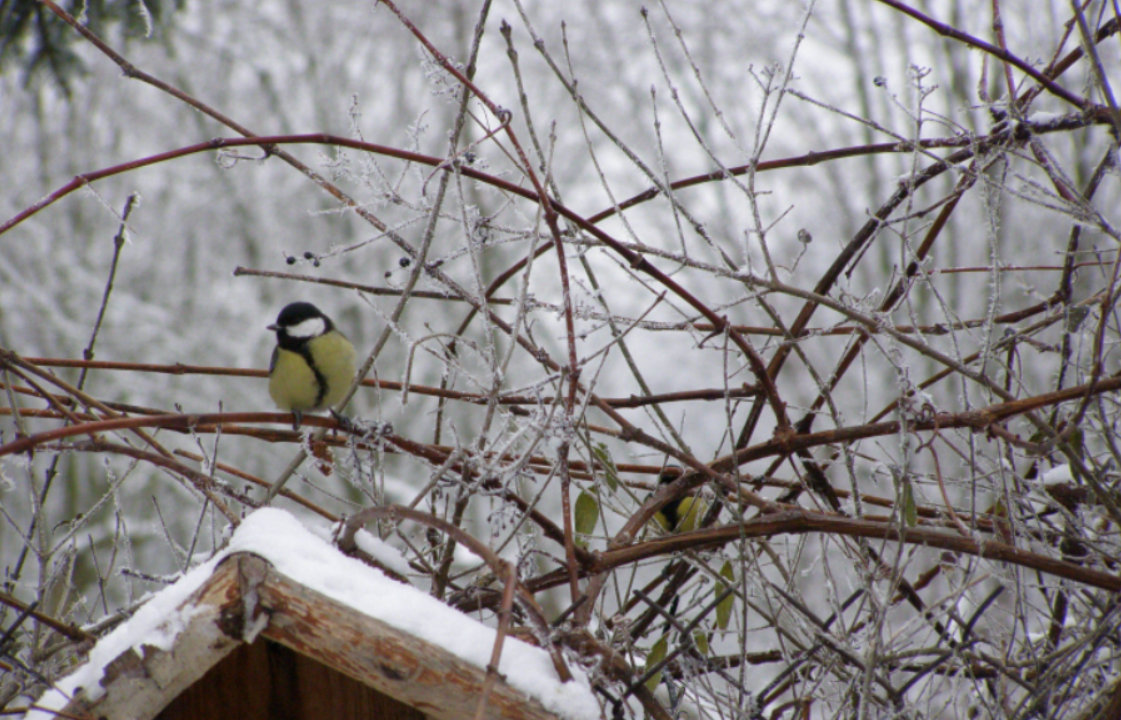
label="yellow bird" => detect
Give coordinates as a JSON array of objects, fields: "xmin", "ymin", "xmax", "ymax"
[
  {"xmin": 652, "ymin": 466, "xmax": 709, "ymax": 532},
  {"xmin": 267, "ymin": 302, "xmax": 356, "ymax": 428}
]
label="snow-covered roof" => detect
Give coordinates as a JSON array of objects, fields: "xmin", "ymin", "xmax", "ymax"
[{"xmin": 24, "ymin": 508, "xmax": 600, "ymax": 720}]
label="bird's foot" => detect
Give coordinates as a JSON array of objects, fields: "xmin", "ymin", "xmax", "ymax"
[{"xmin": 330, "ymin": 409, "xmax": 392, "ymax": 439}]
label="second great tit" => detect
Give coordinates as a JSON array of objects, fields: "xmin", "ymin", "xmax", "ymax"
[
  {"xmin": 268, "ymin": 301, "xmax": 357, "ymax": 428},
  {"xmin": 652, "ymin": 466, "xmax": 710, "ymax": 532}
]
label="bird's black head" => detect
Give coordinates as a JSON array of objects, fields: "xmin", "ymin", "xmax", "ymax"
[
  {"xmin": 656, "ymin": 465, "xmax": 686, "ymax": 529},
  {"xmin": 269, "ymin": 302, "xmax": 333, "ymax": 349},
  {"xmin": 658, "ymin": 465, "xmax": 684, "ymax": 485}
]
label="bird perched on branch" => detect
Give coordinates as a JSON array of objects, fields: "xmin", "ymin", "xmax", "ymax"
[
  {"xmin": 652, "ymin": 465, "xmax": 709, "ymax": 533},
  {"xmin": 267, "ymin": 301, "xmax": 357, "ymax": 429}
]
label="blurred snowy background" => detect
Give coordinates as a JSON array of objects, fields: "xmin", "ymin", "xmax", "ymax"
[{"xmin": 3, "ymin": 0, "xmax": 1120, "ymax": 716}]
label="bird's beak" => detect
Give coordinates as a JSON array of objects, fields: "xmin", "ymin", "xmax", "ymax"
[{"xmin": 267, "ymin": 323, "xmax": 280, "ymax": 331}]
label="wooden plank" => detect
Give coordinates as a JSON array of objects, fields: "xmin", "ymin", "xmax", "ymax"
[
  {"xmin": 54, "ymin": 555, "xmax": 245, "ymax": 720},
  {"xmin": 256, "ymin": 559, "xmax": 565, "ymax": 720},
  {"xmin": 157, "ymin": 641, "xmax": 427, "ymax": 720}
]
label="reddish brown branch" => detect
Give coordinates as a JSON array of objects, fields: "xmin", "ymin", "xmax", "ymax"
[
  {"xmin": 20, "ymin": 356, "xmax": 757, "ymax": 408},
  {"xmin": 593, "ymin": 508, "xmax": 1121, "ymax": 591},
  {"xmin": 0, "ymin": 592, "xmax": 92, "ymax": 642}
]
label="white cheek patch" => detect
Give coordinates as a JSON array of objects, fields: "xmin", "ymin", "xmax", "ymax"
[{"xmin": 286, "ymin": 317, "xmax": 326, "ymax": 338}]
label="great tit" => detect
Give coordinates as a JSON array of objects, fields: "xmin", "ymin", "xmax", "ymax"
[
  {"xmin": 268, "ymin": 301, "xmax": 357, "ymax": 428},
  {"xmin": 652, "ymin": 466, "xmax": 709, "ymax": 532}
]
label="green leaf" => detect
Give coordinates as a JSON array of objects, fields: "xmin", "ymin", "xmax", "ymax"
[
  {"xmin": 575, "ymin": 491, "xmax": 599, "ymax": 536},
  {"xmin": 644, "ymin": 635, "xmax": 668, "ymax": 691},
  {"xmin": 692, "ymin": 630, "xmax": 710, "ymax": 656},
  {"xmin": 716, "ymin": 561, "xmax": 735, "ymax": 630},
  {"xmin": 1067, "ymin": 426, "xmax": 1085, "ymax": 461},
  {"xmin": 592, "ymin": 442, "xmax": 619, "ymax": 492},
  {"xmin": 902, "ymin": 479, "xmax": 918, "ymax": 527}
]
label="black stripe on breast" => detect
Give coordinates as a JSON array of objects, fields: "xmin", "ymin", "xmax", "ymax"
[{"xmin": 296, "ymin": 345, "xmax": 329, "ymax": 408}]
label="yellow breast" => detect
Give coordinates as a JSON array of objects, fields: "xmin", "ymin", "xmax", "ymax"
[{"xmin": 268, "ymin": 330, "xmax": 357, "ymax": 412}]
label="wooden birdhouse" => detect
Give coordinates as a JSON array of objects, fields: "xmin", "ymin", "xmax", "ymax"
[{"xmin": 21, "ymin": 510, "xmax": 598, "ymax": 720}]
